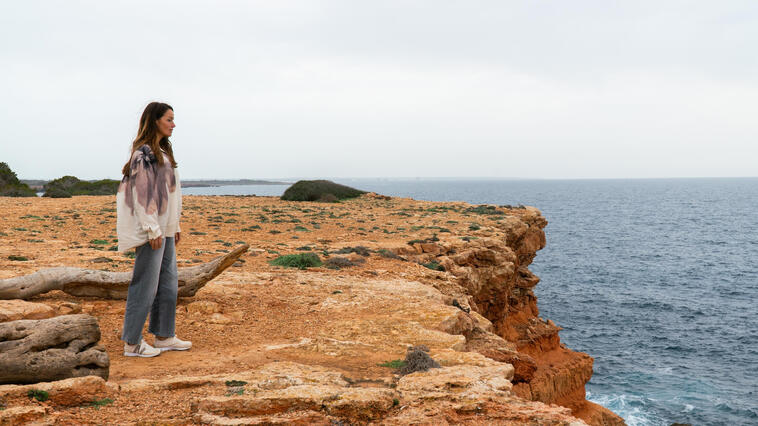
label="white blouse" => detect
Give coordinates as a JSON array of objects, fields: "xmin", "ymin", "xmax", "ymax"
[{"xmin": 116, "ymin": 144, "xmax": 182, "ymax": 252}]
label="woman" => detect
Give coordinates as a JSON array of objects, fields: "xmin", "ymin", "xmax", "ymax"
[{"xmin": 116, "ymin": 102, "xmax": 191, "ymax": 357}]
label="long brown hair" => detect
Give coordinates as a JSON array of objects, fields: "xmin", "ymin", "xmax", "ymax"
[{"xmin": 121, "ymin": 102, "xmax": 178, "ymax": 177}]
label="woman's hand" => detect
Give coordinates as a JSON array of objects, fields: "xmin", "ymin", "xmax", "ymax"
[
  {"xmin": 149, "ymin": 236, "xmax": 163, "ymax": 250},
  {"xmin": 175, "ymin": 231, "xmax": 181, "ymax": 245}
]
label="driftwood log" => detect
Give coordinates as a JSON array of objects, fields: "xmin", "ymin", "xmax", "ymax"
[
  {"xmin": 0, "ymin": 314, "xmax": 109, "ymax": 385},
  {"xmin": 0, "ymin": 244, "xmax": 249, "ymax": 300}
]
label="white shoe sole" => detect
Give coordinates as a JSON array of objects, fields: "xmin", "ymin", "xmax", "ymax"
[
  {"xmin": 157, "ymin": 346, "xmax": 191, "ymax": 352},
  {"xmin": 124, "ymin": 351, "xmax": 161, "ymax": 358}
]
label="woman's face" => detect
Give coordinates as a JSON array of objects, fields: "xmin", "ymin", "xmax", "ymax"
[{"xmin": 156, "ymin": 109, "xmax": 175, "ymax": 138}]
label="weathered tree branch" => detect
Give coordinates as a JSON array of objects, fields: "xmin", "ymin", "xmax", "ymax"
[
  {"xmin": 0, "ymin": 314, "xmax": 109, "ymax": 385},
  {"xmin": 0, "ymin": 244, "xmax": 249, "ymax": 300}
]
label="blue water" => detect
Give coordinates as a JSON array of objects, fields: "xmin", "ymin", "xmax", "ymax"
[{"xmin": 186, "ymin": 178, "xmax": 758, "ymax": 426}]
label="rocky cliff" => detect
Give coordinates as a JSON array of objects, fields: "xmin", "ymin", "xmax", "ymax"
[
  {"xmin": 390, "ymin": 203, "xmax": 623, "ymax": 425},
  {"xmin": 0, "ymin": 194, "xmax": 624, "ymax": 425}
]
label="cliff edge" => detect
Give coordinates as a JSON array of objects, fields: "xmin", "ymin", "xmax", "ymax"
[{"xmin": 0, "ymin": 194, "xmax": 624, "ymax": 425}]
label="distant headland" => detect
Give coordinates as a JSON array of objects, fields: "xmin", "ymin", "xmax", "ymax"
[{"xmin": 179, "ymin": 179, "xmax": 292, "ymax": 188}]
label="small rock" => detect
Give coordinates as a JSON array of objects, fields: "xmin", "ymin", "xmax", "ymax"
[
  {"xmin": 0, "ymin": 376, "xmax": 110, "ymax": 407},
  {"xmin": 0, "ymin": 406, "xmax": 47, "ymax": 424},
  {"xmin": 228, "ymin": 311, "xmax": 245, "ymax": 322},
  {"xmin": 187, "ymin": 301, "xmax": 221, "ymax": 315},
  {"xmin": 0, "ymin": 300, "xmax": 55, "ymax": 322},
  {"xmin": 208, "ymin": 313, "xmax": 232, "ymax": 324},
  {"xmin": 56, "ymin": 301, "xmax": 82, "ymax": 316}
]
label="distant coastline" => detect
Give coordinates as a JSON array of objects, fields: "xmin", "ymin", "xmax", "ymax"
[
  {"xmin": 20, "ymin": 178, "xmax": 292, "ymax": 191},
  {"xmin": 181, "ymin": 179, "xmax": 292, "ymax": 188}
]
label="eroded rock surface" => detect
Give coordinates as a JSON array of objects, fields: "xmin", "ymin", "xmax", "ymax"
[{"xmin": 0, "ymin": 194, "xmax": 623, "ymax": 425}]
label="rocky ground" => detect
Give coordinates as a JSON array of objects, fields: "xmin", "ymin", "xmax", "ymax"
[{"xmin": 0, "ymin": 194, "xmax": 624, "ymax": 425}]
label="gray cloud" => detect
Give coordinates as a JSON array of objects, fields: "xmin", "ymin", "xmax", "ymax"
[{"xmin": 1, "ymin": 0, "xmax": 756, "ymax": 179}]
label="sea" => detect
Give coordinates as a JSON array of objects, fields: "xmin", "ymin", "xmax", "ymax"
[{"xmin": 184, "ymin": 178, "xmax": 758, "ymax": 426}]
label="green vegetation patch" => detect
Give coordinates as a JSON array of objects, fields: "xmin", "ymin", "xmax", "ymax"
[
  {"xmin": 280, "ymin": 180, "xmax": 366, "ymax": 202},
  {"xmin": 0, "ymin": 162, "xmax": 36, "ymax": 197},
  {"xmin": 27, "ymin": 389, "xmax": 49, "ymax": 402},
  {"xmin": 421, "ymin": 261, "xmax": 445, "ymax": 271},
  {"xmin": 269, "ymin": 253, "xmax": 323, "ymax": 269},
  {"xmin": 407, "ymin": 234, "xmax": 439, "ymax": 245},
  {"xmin": 88, "ymin": 398, "xmax": 114, "ymax": 409},
  {"xmin": 377, "ymin": 249, "xmax": 403, "ymax": 260},
  {"xmin": 333, "ymin": 246, "xmax": 370, "ymax": 257},
  {"xmin": 8, "ymin": 255, "xmax": 28, "ymax": 261},
  {"xmin": 224, "ymin": 380, "xmax": 247, "ymax": 396},
  {"xmin": 464, "ymin": 205, "xmax": 506, "ymax": 215},
  {"xmin": 43, "ymin": 175, "xmax": 119, "ymax": 197},
  {"xmin": 325, "ymin": 256, "xmax": 364, "ymax": 270},
  {"xmin": 377, "ymin": 359, "xmax": 407, "ymax": 369}
]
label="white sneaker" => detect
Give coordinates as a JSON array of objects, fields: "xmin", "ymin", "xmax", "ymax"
[
  {"xmin": 154, "ymin": 336, "xmax": 192, "ymax": 352},
  {"xmin": 124, "ymin": 339, "xmax": 161, "ymax": 358}
]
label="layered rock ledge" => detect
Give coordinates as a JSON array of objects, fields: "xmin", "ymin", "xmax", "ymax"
[{"xmin": 0, "ymin": 194, "xmax": 624, "ymax": 425}]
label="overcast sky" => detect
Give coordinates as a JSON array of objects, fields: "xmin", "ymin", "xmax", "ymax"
[{"xmin": 1, "ymin": 1, "xmax": 756, "ymax": 180}]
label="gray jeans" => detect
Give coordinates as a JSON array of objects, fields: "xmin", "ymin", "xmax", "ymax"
[{"xmin": 121, "ymin": 237, "xmax": 177, "ymax": 345}]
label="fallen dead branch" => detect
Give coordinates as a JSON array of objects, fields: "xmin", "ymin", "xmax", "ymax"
[{"xmin": 0, "ymin": 244, "xmax": 249, "ymax": 300}]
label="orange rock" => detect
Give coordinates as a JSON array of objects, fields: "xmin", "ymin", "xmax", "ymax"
[{"xmin": 0, "ymin": 300, "xmax": 55, "ymax": 322}]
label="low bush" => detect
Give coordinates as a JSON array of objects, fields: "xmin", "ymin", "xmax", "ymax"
[
  {"xmin": 333, "ymin": 246, "xmax": 370, "ymax": 257},
  {"xmin": 27, "ymin": 389, "xmax": 49, "ymax": 402},
  {"xmin": 464, "ymin": 205, "xmax": 506, "ymax": 215},
  {"xmin": 377, "ymin": 249, "xmax": 403, "ymax": 260},
  {"xmin": 377, "ymin": 359, "xmax": 406, "ymax": 369},
  {"xmin": 281, "ymin": 180, "xmax": 365, "ymax": 202},
  {"xmin": 88, "ymin": 398, "xmax": 114, "ymax": 409},
  {"xmin": 399, "ymin": 345, "xmax": 440, "ymax": 376},
  {"xmin": 269, "ymin": 253, "xmax": 322, "ymax": 269},
  {"xmin": 325, "ymin": 256, "xmax": 364, "ymax": 270},
  {"xmin": 43, "ymin": 176, "xmax": 119, "ymax": 197},
  {"xmin": 421, "ymin": 261, "xmax": 444, "ymax": 271},
  {"xmin": 0, "ymin": 162, "xmax": 36, "ymax": 197}
]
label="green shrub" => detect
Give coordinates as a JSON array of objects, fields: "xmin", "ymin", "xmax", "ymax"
[
  {"xmin": 377, "ymin": 359, "xmax": 406, "ymax": 369},
  {"xmin": 27, "ymin": 389, "xmax": 49, "ymax": 402},
  {"xmin": 0, "ymin": 162, "xmax": 36, "ymax": 197},
  {"xmin": 407, "ymin": 235, "xmax": 439, "ymax": 245},
  {"xmin": 8, "ymin": 255, "xmax": 28, "ymax": 261},
  {"xmin": 464, "ymin": 205, "xmax": 505, "ymax": 215},
  {"xmin": 88, "ymin": 398, "xmax": 114, "ymax": 409},
  {"xmin": 44, "ymin": 187, "xmax": 73, "ymax": 198},
  {"xmin": 377, "ymin": 249, "xmax": 403, "ymax": 260},
  {"xmin": 280, "ymin": 180, "xmax": 365, "ymax": 202},
  {"xmin": 325, "ymin": 256, "xmax": 364, "ymax": 270},
  {"xmin": 333, "ymin": 246, "xmax": 370, "ymax": 257},
  {"xmin": 269, "ymin": 253, "xmax": 322, "ymax": 269},
  {"xmin": 421, "ymin": 261, "xmax": 444, "ymax": 271},
  {"xmin": 43, "ymin": 176, "xmax": 119, "ymax": 197}
]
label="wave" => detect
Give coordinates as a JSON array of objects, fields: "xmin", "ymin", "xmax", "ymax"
[{"xmin": 587, "ymin": 393, "xmax": 662, "ymax": 426}]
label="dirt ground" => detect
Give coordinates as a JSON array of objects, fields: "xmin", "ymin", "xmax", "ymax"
[{"xmin": 2, "ymin": 194, "xmax": 570, "ymax": 424}]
